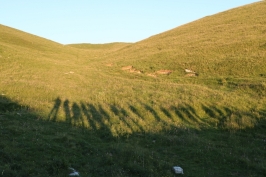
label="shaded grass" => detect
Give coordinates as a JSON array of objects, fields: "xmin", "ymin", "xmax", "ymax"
[{"xmin": 1, "ymin": 96, "xmax": 266, "ymax": 176}]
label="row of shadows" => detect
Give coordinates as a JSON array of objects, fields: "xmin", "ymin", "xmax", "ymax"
[{"xmin": 47, "ymin": 97, "xmax": 260, "ymax": 134}]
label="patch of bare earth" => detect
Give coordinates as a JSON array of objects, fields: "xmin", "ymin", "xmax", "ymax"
[
  {"xmin": 64, "ymin": 71, "xmax": 75, "ymax": 74},
  {"xmin": 122, "ymin": 66, "xmax": 133, "ymax": 70},
  {"xmin": 185, "ymin": 73, "xmax": 198, "ymax": 77},
  {"xmin": 146, "ymin": 73, "xmax": 157, "ymax": 78},
  {"xmin": 106, "ymin": 63, "xmax": 113, "ymax": 67},
  {"xmin": 156, "ymin": 70, "xmax": 172, "ymax": 75},
  {"xmin": 122, "ymin": 66, "xmax": 142, "ymax": 74}
]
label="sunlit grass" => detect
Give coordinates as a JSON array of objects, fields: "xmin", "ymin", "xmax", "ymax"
[
  {"xmin": 0, "ymin": 1, "xmax": 266, "ymax": 176},
  {"xmin": 102, "ymin": 1, "xmax": 266, "ymax": 78}
]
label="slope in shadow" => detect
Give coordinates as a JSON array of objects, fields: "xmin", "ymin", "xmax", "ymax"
[{"xmin": 1, "ymin": 95, "xmax": 266, "ymax": 176}]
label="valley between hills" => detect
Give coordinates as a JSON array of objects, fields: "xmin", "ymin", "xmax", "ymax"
[{"xmin": 0, "ymin": 1, "xmax": 266, "ymax": 176}]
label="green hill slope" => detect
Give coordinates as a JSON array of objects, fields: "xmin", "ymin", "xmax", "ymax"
[
  {"xmin": 68, "ymin": 42, "xmax": 131, "ymax": 51},
  {"xmin": 106, "ymin": 1, "xmax": 266, "ymax": 78},
  {"xmin": 0, "ymin": 24, "xmax": 61, "ymax": 51},
  {"xmin": 0, "ymin": 2, "xmax": 266, "ymax": 176},
  {"xmin": 0, "ymin": 24, "xmax": 92, "ymax": 110}
]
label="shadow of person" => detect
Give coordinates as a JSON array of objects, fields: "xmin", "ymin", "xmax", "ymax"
[
  {"xmin": 63, "ymin": 99, "xmax": 71, "ymax": 123},
  {"xmin": 48, "ymin": 97, "xmax": 61, "ymax": 121},
  {"xmin": 72, "ymin": 102, "xmax": 82, "ymax": 126}
]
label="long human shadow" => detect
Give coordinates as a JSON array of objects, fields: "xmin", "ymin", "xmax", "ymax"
[
  {"xmin": 81, "ymin": 102, "xmax": 107, "ymax": 129},
  {"xmin": 2, "ymin": 94, "xmax": 266, "ymax": 176},
  {"xmin": 160, "ymin": 106, "xmax": 173, "ymax": 120},
  {"xmin": 47, "ymin": 97, "xmax": 263, "ymax": 134},
  {"xmin": 201, "ymin": 104, "xmax": 231, "ymax": 127},
  {"xmin": 72, "ymin": 102, "xmax": 83, "ymax": 126},
  {"xmin": 48, "ymin": 98, "xmax": 152, "ymax": 135},
  {"xmin": 45, "ymin": 97, "xmax": 266, "ymax": 135},
  {"xmin": 63, "ymin": 99, "xmax": 71, "ymax": 123},
  {"xmin": 201, "ymin": 103, "xmax": 262, "ymax": 129},
  {"xmin": 48, "ymin": 97, "xmax": 61, "ymax": 121},
  {"xmin": 125, "ymin": 103, "xmax": 145, "ymax": 132},
  {"xmin": 166, "ymin": 103, "xmax": 202, "ymax": 126},
  {"xmin": 111, "ymin": 104, "xmax": 147, "ymax": 133}
]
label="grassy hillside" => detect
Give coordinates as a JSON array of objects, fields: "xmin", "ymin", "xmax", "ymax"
[
  {"xmin": 104, "ymin": 1, "xmax": 266, "ymax": 78},
  {"xmin": 68, "ymin": 42, "xmax": 131, "ymax": 51},
  {"xmin": 67, "ymin": 42, "xmax": 132, "ymax": 63},
  {"xmin": 0, "ymin": 1, "xmax": 266, "ymax": 177}
]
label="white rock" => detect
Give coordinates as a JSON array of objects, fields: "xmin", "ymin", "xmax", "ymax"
[
  {"xmin": 185, "ymin": 69, "xmax": 195, "ymax": 73},
  {"xmin": 69, "ymin": 167, "xmax": 79, "ymax": 176},
  {"xmin": 69, "ymin": 171, "xmax": 79, "ymax": 176},
  {"xmin": 173, "ymin": 166, "xmax": 184, "ymax": 174}
]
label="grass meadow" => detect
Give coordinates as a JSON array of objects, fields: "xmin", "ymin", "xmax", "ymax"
[{"xmin": 1, "ymin": 1, "xmax": 266, "ymax": 176}]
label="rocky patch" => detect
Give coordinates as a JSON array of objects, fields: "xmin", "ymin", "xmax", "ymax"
[{"xmin": 184, "ymin": 68, "xmax": 198, "ymax": 77}]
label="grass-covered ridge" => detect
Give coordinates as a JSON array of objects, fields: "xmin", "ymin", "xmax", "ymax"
[
  {"xmin": 68, "ymin": 42, "xmax": 131, "ymax": 51},
  {"xmin": 106, "ymin": 1, "xmax": 266, "ymax": 78},
  {"xmin": 1, "ymin": 1, "xmax": 266, "ymax": 176}
]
